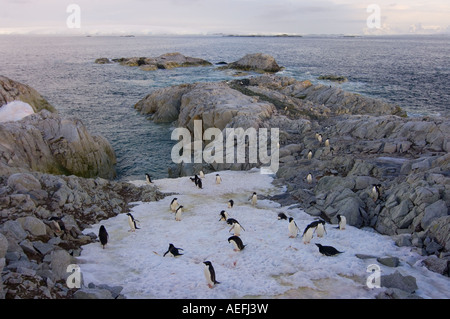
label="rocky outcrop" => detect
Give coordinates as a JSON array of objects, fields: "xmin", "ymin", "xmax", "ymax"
[
  {"xmin": 219, "ymin": 53, "xmax": 282, "ymax": 73},
  {"xmin": 0, "ymin": 171, "xmax": 164, "ymax": 299},
  {"xmin": 0, "ymin": 110, "xmax": 117, "ymax": 179},
  {"xmin": 98, "ymin": 52, "xmax": 212, "ymax": 71},
  {"xmin": 0, "ymin": 76, "xmax": 55, "ymax": 113}
]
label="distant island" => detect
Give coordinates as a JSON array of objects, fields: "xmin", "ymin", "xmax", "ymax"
[{"xmin": 225, "ymin": 34, "xmax": 303, "ymax": 38}]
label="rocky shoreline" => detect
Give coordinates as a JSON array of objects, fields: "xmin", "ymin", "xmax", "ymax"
[{"xmin": 1, "ymin": 52, "xmax": 449, "ymax": 299}]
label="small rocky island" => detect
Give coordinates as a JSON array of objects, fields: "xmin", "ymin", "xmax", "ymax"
[{"xmin": 95, "ymin": 52, "xmax": 212, "ymax": 71}]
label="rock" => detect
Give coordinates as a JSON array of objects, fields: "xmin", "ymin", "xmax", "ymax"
[
  {"xmin": 318, "ymin": 75, "xmax": 348, "ymax": 83},
  {"xmin": 223, "ymin": 53, "xmax": 282, "ymax": 73},
  {"xmin": 108, "ymin": 52, "xmax": 212, "ymax": 71},
  {"xmin": 0, "ymin": 110, "xmax": 117, "ymax": 179},
  {"xmin": 7, "ymin": 173, "xmax": 41, "ymax": 193},
  {"xmin": 426, "ymin": 216, "xmax": 450, "ymax": 252},
  {"xmin": 17, "ymin": 216, "xmax": 47, "ymax": 237},
  {"xmin": 377, "ymin": 256, "xmax": 400, "ymax": 267},
  {"xmin": 94, "ymin": 58, "xmax": 111, "ymax": 64},
  {"xmin": 73, "ymin": 288, "xmax": 113, "ymax": 299},
  {"xmin": 422, "ymin": 255, "xmax": 449, "ymax": 275},
  {"xmin": 421, "ymin": 200, "xmax": 448, "ymax": 231},
  {"xmin": 381, "ymin": 271, "xmax": 418, "ymax": 293},
  {"xmin": 50, "ymin": 249, "xmax": 74, "ymax": 281},
  {"xmin": 0, "ymin": 233, "xmax": 8, "ymax": 261},
  {"xmin": 1, "ymin": 220, "xmax": 28, "ymax": 242},
  {"xmin": 0, "ymin": 75, "xmax": 55, "ymax": 112},
  {"xmin": 376, "ymin": 288, "xmax": 422, "ymax": 299}
]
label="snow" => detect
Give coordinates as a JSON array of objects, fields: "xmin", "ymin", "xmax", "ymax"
[
  {"xmin": 0, "ymin": 101, "xmax": 34, "ymax": 123},
  {"xmin": 78, "ymin": 168, "xmax": 450, "ymax": 299}
]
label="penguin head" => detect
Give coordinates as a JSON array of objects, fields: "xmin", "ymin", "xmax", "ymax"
[
  {"xmin": 289, "ymin": 217, "xmax": 294, "ymax": 222},
  {"xmin": 203, "ymin": 261, "xmax": 212, "ymax": 266}
]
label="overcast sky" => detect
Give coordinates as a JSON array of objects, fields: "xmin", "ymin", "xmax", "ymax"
[{"xmin": 0, "ymin": 0, "xmax": 449, "ymax": 35}]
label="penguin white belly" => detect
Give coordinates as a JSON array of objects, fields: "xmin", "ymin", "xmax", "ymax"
[
  {"xmin": 316, "ymin": 224, "xmax": 325, "ymax": 237},
  {"xmin": 288, "ymin": 223, "xmax": 298, "ymax": 238},
  {"xmin": 251, "ymin": 196, "xmax": 257, "ymax": 206},
  {"xmin": 170, "ymin": 201, "xmax": 178, "ymax": 212},
  {"xmin": 175, "ymin": 209, "xmax": 182, "ymax": 221},
  {"xmin": 204, "ymin": 266, "xmax": 213, "ymax": 287},
  {"xmin": 302, "ymin": 228, "xmax": 314, "ymax": 244},
  {"xmin": 128, "ymin": 217, "xmax": 135, "ymax": 231},
  {"xmin": 339, "ymin": 216, "xmax": 347, "ymax": 230},
  {"xmin": 231, "ymin": 224, "xmax": 241, "ymax": 236}
]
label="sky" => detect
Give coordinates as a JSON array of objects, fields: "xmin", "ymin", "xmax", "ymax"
[{"xmin": 0, "ymin": 0, "xmax": 449, "ymax": 35}]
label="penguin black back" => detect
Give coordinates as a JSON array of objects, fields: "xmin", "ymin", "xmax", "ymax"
[
  {"xmin": 99, "ymin": 225, "xmax": 109, "ymax": 249},
  {"xmin": 315, "ymin": 243, "xmax": 343, "ymax": 256}
]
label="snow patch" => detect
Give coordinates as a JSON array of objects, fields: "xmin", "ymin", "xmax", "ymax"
[{"xmin": 0, "ymin": 101, "xmax": 34, "ymax": 122}]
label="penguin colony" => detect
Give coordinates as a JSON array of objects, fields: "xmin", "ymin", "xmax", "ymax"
[{"xmin": 96, "ymin": 171, "xmax": 347, "ymax": 290}]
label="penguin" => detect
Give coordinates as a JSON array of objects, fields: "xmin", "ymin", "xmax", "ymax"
[
  {"xmin": 190, "ymin": 174, "xmax": 199, "ymax": 186},
  {"xmin": 288, "ymin": 217, "xmax": 300, "ymax": 238},
  {"xmin": 197, "ymin": 178, "xmax": 203, "ymax": 189},
  {"xmin": 228, "ymin": 218, "xmax": 245, "ymax": 236},
  {"xmin": 228, "ymin": 236, "xmax": 246, "ymax": 251},
  {"xmin": 175, "ymin": 205, "xmax": 184, "ymax": 221},
  {"xmin": 306, "ymin": 173, "xmax": 313, "ymax": 184},
  {"xmin": 250, "ymin": 192, "xmax": 257, "ymax": 206},
  {"xmin": 371, "ymin": 184, "xmax": 381, "ymax": 202},
  {"xmin": 317, "ymin": 133, "xmax": 323, "ymax": 143},
  {"xmin": 170, "ymin": 198, "xmax": 178, "ymax": 212},
  {"xmin": 49, "ymin": 216, "xmax": 65, "ymax": 234},
  {"xmin": 227, "ymin": 199, "xmax": 234, "ymax": 209},
  {"xmin": 199, "ymin": 170, "xmax": 205, "ymax": 178},
  {"xmin": 98, "ymin": 225, "xmax": 109, "ymax": 249},
  {"xmin": 302, "ymin": 223, "xmax": 315, "ymax": 244},
  {"xmin": 315, "ymin": 219, "xmax": 327, "ymax": 238},
  {"xmin": 163, "ymin": 243, "xmax": 184, "ymax": 257},
  {"xmin": 203, "ymin": 261, "xmax": 220, "ymax": 288},
  {"xmin": 215, "ymin": 174, "xmax": 222, "ymax": 184},
  {"xmin": 278, "ymin": 212, "xmax": 288, "ymax": 220},
  {"xmin": 219, "ymin": 210, "xmax": 229, "ymax": 221},
  {"xmin": 307, "ymin": 150, "xmax": 313, "ymax": 160},
  {"xmin": 324, "ymin": 138, "xmax": 330, "ymax": 147},
  {"xmin": 315, "ymin": 243, "xmax": 343, "ymax": 256},
  {"xmin": 127, "ymin": 213, "xmax": 140, "ymax": 232},
  {"xmin": 145, "ymin": 173, "xmax": 152, "ymax": 184},
  {"xmin": 336, "ymin": 214, "xmax": 346, "ymax": 230}
]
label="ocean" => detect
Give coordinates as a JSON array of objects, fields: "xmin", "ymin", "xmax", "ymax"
[{"xmin": 1, "ymin": 34, "xmax": 449, "ymax": 180}]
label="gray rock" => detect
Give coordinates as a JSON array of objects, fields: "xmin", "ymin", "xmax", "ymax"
[
  {"xmin": 394, "ymin": 234, "xmax": 412, "ymax": 247},
  {"xmin": 381, "ymin": 271, "xmax": 418, "ymax": 293},
  {"xmin": 421, "ymin": 200, "xmax": 448, "ymax": 230},
  {"xmin": 1, "ymin": 220, "xmax": 28, "ymax": 242},
  {"xmin": 50, "ymin": 249, "xmax": 74, "ymax": 281},
  {"xmin": 376, "ymin": 288, "xmax": 422, "ymax": 299},
  {"xmin": 7, "ymin": 173, "xmax": 42, "ymax": 193},
  {"xmin": 73, "ymin": 288, "xmax": 113, "ymax": 299},
  {"xmin": 0, "ymin": 233, "xmax": 8, "ymax": 259},
  {"xmin": 377, "ymin": 256, "xmax": 400, "ymax": 267},
  {"xmin": 225, "ymin": 53, "xmax": 282, "ymax": 73},
  {"xmin": 17, "ymin": 216, "xmax": 47, "ymax": 237},
  {"xmin": 32, "ymin": 241, "xmax": 56, "ymax": 255},
  {"xmin": 422, "ymin": 256, "xmax": 449, "ymax": 275}
]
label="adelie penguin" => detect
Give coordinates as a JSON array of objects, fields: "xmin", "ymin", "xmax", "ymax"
[
  {"xmin": 49, "ymin": 216, "xmax": 66, "ymax": 234},
  {"xmin": 228, "ymin": 236, "xmax": 246, "ymax": 251},
  {"xmin": 288, "ymin": 217, "xmax": 300, "ymax": 238},
  {"xmin": 302, "ymin": 223, "xmax": 315, "ymax": 244},
  {"xmin": 371, "ymin": 184, "xmax": 381, "ymax": 202},
  {"xmin": 163, "ymin": 243, "xmax": 184, "ymax": 257},
  {"xmin": 219, "ymin": 210, "xmax": 229, "ymax": 221},
  {"xmin": 215, "ymin": 174, "xmax": 222, "ymax": 184},
  {"xmin": 203, "ymin": 261, "xmax": 220, "ymax": 289},
  {"xmin": 127, "ymin": 213, "xmax": 140, "ymax": 232},
  {"xmin": 170, "ymin": 198, "xmax": 179, "ymax": 212},
  {"xmin": 145, "ymin": 173, "xmax": 152, "ymax": 184},
  {"xmin": 199, "ymin": 170, "xmax": 205, "ymax": 178},
  {"xmin": 227, "ymin": 199, "xmax": 234, "ymax": 209},
  {"xmin": 250, "ymin": 192, "xmax": 257, "ymax": 206},
  {"xmin": 307, "ymin": 150, "xmax": 313, "ymax": 160},
  {"xmin": 315, "ymin": 219, "xmax": 327, "ymax": 238},
  {"xmin": 175, "ymin": 205, "xmax": 184, "ymax": 221},
  {"xmin": 98, "ymin": 225, "xmax": 109, "ymax": 249},
  {"xmin": 315, "ymin": 243, "xmax": 343, "ymax": 256},
  {"xmin": 336, "ymin": 214, "xmax": 346, "ymax": 230},
  {"xmin": 278, "ymin": 212, "xmax": 288, "ymax": 220},
  {"xmin": 228, "ymin": 218, "xmax": 245, "ymax": 236},
  {"xmin": 197, "ymin": 178, "xmax": 203, "ymax": 189},
  {"xmin": 306, "ymin": 173, "xmax": 313, "ymax": 184}
]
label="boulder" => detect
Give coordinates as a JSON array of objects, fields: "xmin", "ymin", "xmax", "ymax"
[
  {"xmin": 7, "ymin": 173, "xmax": 42, "ymax": 193},
  {"xmin": 17, "ymin": 216, "xmax": 47, "ymax": 237},
  {"xmin": 381, "ymin": 271, "xmax": 418, "ymax": 293},
  {"xmin": 224, "ymin": 53, "xmax": 282, "ymax": 73},
  {"xmin": 0, "ymin": 233, "xmax": 8, "ymax": 259},
  {"xmin": 0, "ymin": 75, "xmax": 55, "ymax": 112},
  {"xmin": 421, "ymin": 200, "xmax": 448, "ymax": 230}
]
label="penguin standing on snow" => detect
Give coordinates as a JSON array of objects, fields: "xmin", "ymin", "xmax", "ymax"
[
  {"xmin": 197, "ymin": 178, "xmax": 203, "ymax": 189},
  {"xmin": 227, "ymin": 199, "xmax": 234, "ymax": 209},
  {"xmin": 203, "ymin": 261, "xmax": 220, "ymax": 288},
  {"xmin": 250, "ymin": 192, "xmax": 257, "ymax": 206},
  {"xmin": 278, "ymin": 212, "xmax": 288, "ymax": 220},
  {"xmin": 336, "ymin": 214, "xmax": 346, "ymax": 230},
  {"xmin": 302, "ymin": 222, "xmax": 316, "ymax": 244},
  {"xmin": 315, "ymin": 243, "xmax": 343, "ymax": 256},
  {"xmin": 175, "ymin": 205, "xmax": 184, "ymax": 221},
  {"xmin": 228, "ymin": 236, "xmax": 246, "ymax": 251},
  {"xmin": 315, "ymin": 219, "xmax": 327, "ymax": 238},
  {"xmin": 99, "ymin": 225, "xmax": 109, "ymax": 249},
  {"xmin": 145, "ymin": 173, "xmax": 152, "ymax": 184},
  {"xmin": 199, "ymin": 170, "xmax": 205, "ymax": 178},
  {"xmin": 163, "ymin": 243, "xmax": 184, "ymax": 257},
  {"xmin": 127, "ymin": 213, "xmax": 140, "ymax": 232},
  {"xmin": 219, "ymin": 210, "xmax": 229, "ymax": 221},
  {"xmin": 288, "ymin": 217, "xmax": 300, "ymax": 238},
  {"xmin": 215, "ymin": 174, "xmax": 222, "ymax": 184},
  {"xmin": 228, "ymin": 218, "xmax": 245, "ymax": 236},
  {"xmin": 170, "ymin": 198, "xmax": 179, "ymax": 212}
]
